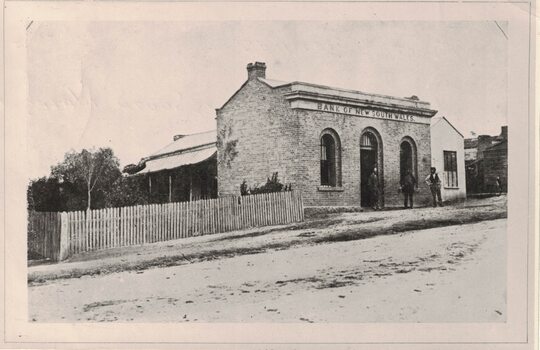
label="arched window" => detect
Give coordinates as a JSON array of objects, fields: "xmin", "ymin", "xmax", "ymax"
[
  {"xmin": 400, "ymin": 136, "xmax": 418, "ymax": 181},
  {"xmin": 320, "ymin": 129, "xmax": 341, "ymax": 187}
]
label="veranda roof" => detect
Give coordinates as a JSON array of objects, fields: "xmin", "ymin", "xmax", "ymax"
[{"xmin": 136, "ymin": 144, "xmax": 216, "ymax": 174}]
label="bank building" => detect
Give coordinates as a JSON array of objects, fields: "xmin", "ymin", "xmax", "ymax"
[
  {"xmin": 130, "ymin": 61, "xmax": 465, "ymax": 207},
  {"xmin": 216, "ymin": 62, "xmax": 465, "ymax": 207}
]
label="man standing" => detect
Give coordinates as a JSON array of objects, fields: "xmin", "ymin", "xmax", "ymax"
[
  {"xmin": 496, "ymin": 176, "xmax": 503, "ymax": 196},
  {"xmin": 425, "ymin": 167, "xmax": 443, "ymax": 207},
  {"xmin": 368, "ymin": 167, "xmax": 381, "ymax": 210},
  {"xmin": 400, "ymin": 169, "xmax": 417, "ymax": 209}
]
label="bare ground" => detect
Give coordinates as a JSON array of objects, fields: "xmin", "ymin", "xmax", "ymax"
[
  {"xmin": 28, "ymin": 219, "xmax": 506, "ymax": 322},
  {"xmin": 28, "ymin": 195, "xmax": 506, "ymax": 285},
  {"xmin": 28, "ymin": 196, "xmax": 507, "ymax": 323}
]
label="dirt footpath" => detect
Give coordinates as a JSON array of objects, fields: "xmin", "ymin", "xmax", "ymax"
[
  {"xmin": 29, "ymin": 217, "xmax": 506, "ymax": 323},
  {"xmin": 28, "ymin": 196, "xmax": 507, "ymax": 284}
]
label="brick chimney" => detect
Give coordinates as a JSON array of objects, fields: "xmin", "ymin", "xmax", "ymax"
[
  {"xmin": 247, "ymin": 62, "xmax": 266, "ymax": 80},
  {"xmin": 500, "ymin": 126, "xmax": 508, "ymax": 140},
  {"xmin": 477, "ymin": 135, "xmax": 493, "ymax": 159}
]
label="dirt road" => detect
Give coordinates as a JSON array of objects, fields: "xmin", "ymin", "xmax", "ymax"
[{"xmin": 29, "ymin": 217, "xmax": 506, "ymax": 323}]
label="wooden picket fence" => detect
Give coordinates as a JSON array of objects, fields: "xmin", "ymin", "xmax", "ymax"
[
  {"xmin": 28, "ymin": 191, "xmax": 304, "ymax": 260},
  {"xmin": 28, "ymin": 211, "xmax": 62, "ymax": 261}
]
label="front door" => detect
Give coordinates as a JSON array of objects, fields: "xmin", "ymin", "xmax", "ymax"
[
  {"xmin": 360, "ymin": 149, "xmax": 377, "ymax": 207},
  {"xmin": 360, "ymin": 132, "xmax": 379, "ymax": 207},
  {"xmin": 400, "ymin": 141, "xmax": 413, "ymax": 182}
]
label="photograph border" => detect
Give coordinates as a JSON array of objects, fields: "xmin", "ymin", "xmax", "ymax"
[{"xmin": 2, "ymin": 0, "xmax": 537, "ymax": 347}]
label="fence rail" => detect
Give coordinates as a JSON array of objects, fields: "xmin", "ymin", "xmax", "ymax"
[{"xmin": 28, "ymin": 191, "xmax": 304, "ymax": 260}]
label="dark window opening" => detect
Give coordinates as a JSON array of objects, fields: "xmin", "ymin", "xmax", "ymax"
[
  {"xmin": 443, "ymin": 150, "xmax": 458, "ymax": 187},
  {"xmin": 320, "ymin": 133, "xmax": 337, "ymax": 186}
]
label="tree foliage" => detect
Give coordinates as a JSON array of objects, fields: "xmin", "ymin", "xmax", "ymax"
[
  {"xmin": 50, "ymin": 148, "xmax": 121, "ymax": 210},
  {"xmin": 28, "ymin": 148, "xmax": 122, "ymax": 212},
  {"xmin": 105, "ymin": 175, "xmax": 151, "ymax": 207},
  {"xmin": 27, "ymin": 177, "xmax": 63, "ymax": 211}
]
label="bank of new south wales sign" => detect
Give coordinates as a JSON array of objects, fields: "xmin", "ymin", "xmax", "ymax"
[{"xmin": 291, "ymin": 100, "xmax": 431, "ymax": 125}]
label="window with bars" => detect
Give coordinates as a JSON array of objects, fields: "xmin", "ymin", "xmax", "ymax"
[{"xmin": 443, "ymin": 151, "xmax": 458, "ymax": 187}]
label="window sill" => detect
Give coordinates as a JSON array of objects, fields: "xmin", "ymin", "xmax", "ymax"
[
  {"xmin": 318, "ymin": 186, "xmax": 344, "ymax": 192},
  {"xmin": 444, "ymin": 186, "xmax": 460, "ymax": 190}
]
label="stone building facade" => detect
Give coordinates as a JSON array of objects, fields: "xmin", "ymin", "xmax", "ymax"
[{"xmin": 216, "ymin": 62, "xmax": 438, "ymax": 207}]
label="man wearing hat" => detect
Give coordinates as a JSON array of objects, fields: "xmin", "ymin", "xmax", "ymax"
[{"xmin": 425, "ymin": 167, "xmax": 443, "ymax": 207}]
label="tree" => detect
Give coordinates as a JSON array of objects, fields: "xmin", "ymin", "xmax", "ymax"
[
  {"xmin": 105, "ymin": 175, "xmax": 150, "ymax": 207},
  {"xmin": 27, "ymin": 177, "xmax": 62, "ymax": 211},
  {"xmin": 51, "ymin": 148, "xmax": 121, "ymax": 210}
]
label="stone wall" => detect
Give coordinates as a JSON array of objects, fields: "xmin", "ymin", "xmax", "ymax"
[
  {"xmin": 216, "ymin": 79, "xmax": 299, "ymax": 196},
  {"xmin": 293, "ymin": 109, "xmax": 432, "ymax": 207},
  {"xmin": 216, "ymin": 63, "xmax": 435, "ymax": 207}
]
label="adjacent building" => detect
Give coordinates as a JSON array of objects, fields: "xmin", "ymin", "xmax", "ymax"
[
  {"xmin": 464, "ymin": 126, "xmax": 508, "ymax": 193},
  {"xmin": 127, "ymin": 130, "xmax": 217, "ymax": 202},
  {"xmin": 430, "ymin": 117, "xmax": 466, "ymax": 201},
  {"xmin": 216, "ymin": 62, "xmax": 439, "ymax": 207}
]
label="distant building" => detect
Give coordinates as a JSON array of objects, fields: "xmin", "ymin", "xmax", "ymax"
[
  {"xmin": 430, "ymin": 117, "xmax": 466, "ymax": 201},
  {"xmin": 464, "ymin": 126, "xmax": 507, "ymax": 193},
  {"xmin": 128, "ymin": 131, "xmax": 217, "ymax": 202}
]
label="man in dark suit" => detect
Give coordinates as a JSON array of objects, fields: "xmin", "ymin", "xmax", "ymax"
[
  {"xmin": 368, "ymin": 167, "xmax": 381, "ymax": 210},
  {"xmin": 425, "ymin": 167, "xmax": 443, "ymax": 207},
  {"xmin": 400, "ymin": 169, "xmax": 417, "ymax": 209}
]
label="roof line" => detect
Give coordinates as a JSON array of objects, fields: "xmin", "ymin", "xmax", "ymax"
[
  {"xmin": 150, "ymin": 129, "xmax": 216, "ymax": 157},
  {"xmin": 257, "ymin": 78, "xmax": 290, "ymax": 88},
  {"xmin": 431, "ymin": 116, "xmax": 464, "ymax": 138},
  {"xmin": 261, "ymin": 78, "xmax": 432, "ymax": 106},
  {"xmin": 130, "ymin": 151, "xmax": 217, "ymax": 177},
  {"xmin": 441, "ymin": 116, "xmax": 464, "ymax": 138},
  {"xmin": 146, "ymin": 142, "xmax": 216, "ymax": 161},
  {"xmin": 217, "ymin": 80, "xmax": 250, "ymax": 111}
]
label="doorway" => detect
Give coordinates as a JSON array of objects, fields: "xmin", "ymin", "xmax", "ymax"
[
  {"xmin": 399, "ymin": 138, "xmax": 417, "ymax": 183},
  {"xmin": 360, "ymin": 132, "xmax": 379, "ymax": 207},
  {"xmin": 400, "ymin": 141, "xmax": 412, "ymax": 181}
]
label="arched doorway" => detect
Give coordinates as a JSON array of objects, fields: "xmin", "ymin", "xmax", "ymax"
[
  {"xmin": 360, "ymin": 129, "xmax": 383, "ymax": 207},
  {"xmin": 399, "ymin": 137, "xmax": 417, "ymax": 182}
]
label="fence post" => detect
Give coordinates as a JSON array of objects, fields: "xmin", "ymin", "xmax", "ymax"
[{"xmin": 58, "ymin": 212, "xmax": 70, "ymax": 261}]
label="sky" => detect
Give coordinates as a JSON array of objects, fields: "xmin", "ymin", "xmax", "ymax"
[{"xmin": 26, "ymin": 21, "xmax": 508, "ymax": 179}]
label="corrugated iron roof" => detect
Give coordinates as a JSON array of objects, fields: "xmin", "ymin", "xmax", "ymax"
[
  {"xmin": 137, "ymin": 145, "xmax": 216, "ymax": 174},
  {"xmin": 150, "ymin": 130, "xmax": 217, "ymax": 158}
]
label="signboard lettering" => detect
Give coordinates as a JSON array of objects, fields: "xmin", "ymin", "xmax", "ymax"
[{"xmin": 316, "ymin": 102, "xmax": 416, "ymax": 123}]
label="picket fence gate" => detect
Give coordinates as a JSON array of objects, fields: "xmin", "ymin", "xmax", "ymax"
[
  {"xmin": 28, "ymin": 191, "xmax": 304, "ymax": 261},
  {"xmin": 27, "ymin": 212, "xmax": 62, "ymax": 261}
]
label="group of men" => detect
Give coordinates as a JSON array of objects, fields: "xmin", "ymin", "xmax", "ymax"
[{"xmin": 367, "ymin": 166, "xmax": 443, "ymax": 210}]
